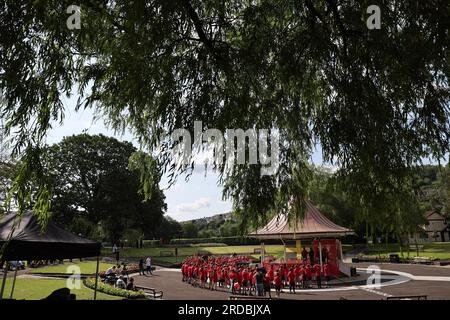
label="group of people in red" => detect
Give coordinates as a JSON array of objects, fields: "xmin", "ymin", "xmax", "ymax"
[{"xmin": 181, "ymin": 253, "xmax": 331, "ymax": 297}]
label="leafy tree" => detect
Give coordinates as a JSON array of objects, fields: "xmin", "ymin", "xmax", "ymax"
[
  {"xmin": 0, "ymin": 161, "xmax": 18, "ymax": 214},
  {"xmin": 182, "ymin": 221, "xmax": 199, "ymax": 238},
  {"xmin": 219, "ymin": 220, "xmax": 239, "ymax": 237},
  {"xmin": 437, "ymin": 164, "xmax": 450, "ymax": 218},
  {"xmin": 1, "ymin": 0, "xmax": 449, "ymax": 227},
  {"xmin": 156, "ymin": 216, "xmax": 183, "ymax": 242},
  {"xmin": 43, "ymin": 134, "xmax": 166, "ymax": 241}
]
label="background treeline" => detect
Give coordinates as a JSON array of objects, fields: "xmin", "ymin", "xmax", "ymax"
[
  {"xmin": 175, "ymin": 164, "xmax": 449, "ymax": 244},
  {"xmin": 1, "ymin": 134, "xmax": 448, "ymax": 245}
]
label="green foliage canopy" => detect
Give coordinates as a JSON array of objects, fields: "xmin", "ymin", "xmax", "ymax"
[{"xmin": 1, "ymin": 0, "xmax": 449, "ymax": 226}]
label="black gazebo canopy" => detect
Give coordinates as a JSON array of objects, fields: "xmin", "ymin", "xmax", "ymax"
[{"xmin": 0, "ymin": 211, "xmax": 101, "ymax": 261}]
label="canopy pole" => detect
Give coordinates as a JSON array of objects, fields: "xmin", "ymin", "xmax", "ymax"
[
  {"xmin": 93, "ymin": 256, "xmax": 100, "ymax": 300},
  {"xmin": 0, "ymin": 262, "xmax": 9, "ymax": 300},
  {"xmin": 260, "ymin": 242, "xmax": 265, "ymax": 266},
  {"xmin": 9, "ymin": 265, "xmax": 18, "ymax": 299},
  {"xmin": 279, "ymin": 236, "xmax": 286, "ymax": 264}
]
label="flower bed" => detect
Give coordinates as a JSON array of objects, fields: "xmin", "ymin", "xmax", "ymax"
[{"xmin": 83, "ymin": 278, "xmax": 147, "ymax": 299}]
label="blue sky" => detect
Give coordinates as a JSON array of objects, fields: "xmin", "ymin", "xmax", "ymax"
[{"xmin": 46, "ymin": 94, "xmax": 324, "ymax": 222}]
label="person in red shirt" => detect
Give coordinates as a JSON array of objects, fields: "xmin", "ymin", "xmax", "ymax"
[
  {"xmin": 305, "ymin": 264, "xmax": 312, "ymax": 288},
  {"xmin": 187, "ymin": 265, "xmax": 193, "ymax": 284},
  {"xmin": 298, "ymin": 265, "xmax": 305, "ymax": 289},
  {"xmin": 223, "ymin": 268, "xmax": 229, "ymax": 287},
  {"xmin": 241, "ymin": 268, "xmax": 249, "ymax": 294},
  {"xmin": 288, "ymin": 268, "xmax": 296, "ymax": 293},
  {"xmin": 267, "ymin": 265, "xmax": 274, "ymax": 282},
  {"xmin": 314, "ymin": 263, "xmax": 322, "ymax": 289},
  {"xmin": 236, "ymin": 268, "xmax": 243, "ymax": 285},
  {"xmin": 280, "ymin": 266, "xmax": 287, "ymax": 286},
  {"xmin": 294, "ymin": 264, "xmax": 301, "ymax": 288},
  {"xmin": 210, "ymin": 269, "xmax": 218, "ymax": 290},
  {"xmin": 274, "ymin": 271, "xmax": 282, "ymax": 297},
  {"xmin": 217, "ymin": 268, "xmax": 223, "ymax": 288},
  {"xmin": 250, "ymin": 269, "xmax": 257, "ymax": 296},
  {"xmin": 199, "ymin": 267, "xmax": 205, "ymax": 288},
  {"xmin": 233, "ymin": 281, "xmax": 240, "ymax": 294},
  {"xmin": 228, "ymin": 268, "xmax": 236, "ymax": 293},
  {"xmin": 263, "ymin": 274, "xmax": 272, "ymax": 298},
  {"xmin": 323, "ymin": 263, "xmax": 330, "ymax": 288}
]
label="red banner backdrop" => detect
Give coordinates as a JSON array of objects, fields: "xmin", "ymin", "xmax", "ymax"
[
  {"xmin": 313, "ymin": 239, "xmax": 340, "ymax": 277},
  {"xmin": 262, "ymin": 239, "xmax": 341, "ymax": 277}
]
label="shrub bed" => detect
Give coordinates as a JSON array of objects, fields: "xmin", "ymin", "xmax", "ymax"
[{"xmin": 83, "ymin": 278, "xmax": 147, "ymax": 299}]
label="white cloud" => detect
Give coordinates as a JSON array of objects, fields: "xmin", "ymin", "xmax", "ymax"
[{"xmin": 177, "ymin": 197, "xmax": 212, "ymax": 212}]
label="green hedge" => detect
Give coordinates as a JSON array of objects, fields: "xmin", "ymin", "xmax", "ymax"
[{"xmin": 83, "ymin": 278, "xmax": 147, "ymax": 300}]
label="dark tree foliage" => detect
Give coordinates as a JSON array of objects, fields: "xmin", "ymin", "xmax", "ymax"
[
  {"xmin": 0, "ymin": 0, "xmax": 449, "ymax": 226},
  {"xmin": 43, "ymin": 134, "xmax": 166, "ymax": 241}
]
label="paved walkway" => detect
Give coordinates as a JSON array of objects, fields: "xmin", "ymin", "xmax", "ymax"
[
  {"xmin": 354, "ymin": 262, "xmax": 450, "ymax": 277},
  {"xmin": 133, "ymin": 264, "xmax": 450, "ymax": 300}
]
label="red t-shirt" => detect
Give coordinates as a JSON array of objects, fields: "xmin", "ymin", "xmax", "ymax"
[
  {"xmin": 274, "ymin": 275, "xmax": 282, "ymax": 287},
  {"xmin": 323, "ymin": 265, "xmax": 330, "ymax": 277},
  {"xmin": 288, "ymin": 271, "xmax": 296, "ymax": 282},
  {"xmin": 314, "ymin": 264, "xmax": 321, "ymax": 276},
  {"xmin": 267, "ymin": 269, "xmax": 274, "ymax": 281},
  {"xmin": 236, "ymin": 272, "xmax": 242, "ymax": 284},
  {"xmin": 306, "ymin": 266, "xmax": 312, "ymax": 277}
]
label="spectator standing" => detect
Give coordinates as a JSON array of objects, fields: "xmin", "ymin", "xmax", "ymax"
[
  {"xmin": 254, "ymin": 268, "xmax": 264, "ymax": 296},
  {"xmin": 146, "ymin": 256, "xmax": 153, "ymax": 275},
  {"xmin": 139, "ymin": 258, "xmax": 145, "ymax": 275}
]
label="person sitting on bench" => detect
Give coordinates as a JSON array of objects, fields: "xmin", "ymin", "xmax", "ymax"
[
  {"xmin": 126, "ymin": 277, "xmax": 137, "ymax": 291},
  {"xmin": 116, "ymin": 275, "xmax": 126, "ymax": 289}
]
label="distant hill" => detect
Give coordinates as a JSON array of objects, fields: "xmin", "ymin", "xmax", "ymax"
[
  {"xmin": 181, "ymin": 212, "xmax": 233, "ymax": 225},
  {"xmin": 180, "ymin": 212, "xmax": 239, "ymax": 238}
]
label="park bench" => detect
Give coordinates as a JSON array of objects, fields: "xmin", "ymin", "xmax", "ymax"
[
  {"xmin": 386, "ymin": 295, "xmax": 427, "ymax": 300},
  {"xmin": 412, "ymin": 256, "xmax": 432, "ymax": 264},
  {"xmin": 135, "ymin": 285, "xmax": 164, "ymax": 299},
  {"xmin": 160, "ymin": 250, "xmax": 175, "ymax": 257}
]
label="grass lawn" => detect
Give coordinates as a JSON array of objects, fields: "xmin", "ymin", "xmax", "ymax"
[
  {"xmin": 363, "ymin": 242, "xmax": 450, "ymax": 260},
  {"xmin": 102, "ymin": 245, "xmax": 287, "ymax": 263},
  {"xmin": 108, "ymin": 242, "xmax": 450, "ymax": 263},
  {"xmin": 29, "ymin": 261, "xmax": 113, "ymax": 275},
  {"xmin": 2, "ymin": 278, "xmax": 122, "ymax": 300}
]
